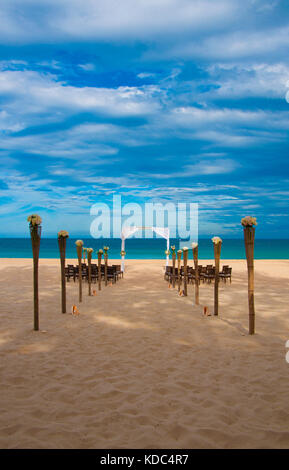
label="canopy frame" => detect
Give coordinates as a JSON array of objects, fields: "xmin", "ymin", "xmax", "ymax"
[{"xmin": 120, "ymin": 226, "xmax": 170, "ymax": 272}]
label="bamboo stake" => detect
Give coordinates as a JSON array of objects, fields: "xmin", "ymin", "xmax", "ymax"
[
  {"xmin": 87, "ymin": 248, "xmax": 93, "ymax": 296},
  {"xmin": 183, "ymin": 247, "xmax": 189, "ymax": 296},
  {"xmin": 103, "ymin": 246, "xmax": 109, "ymax": 286},
  {"xmin": 192, "ymin": 243, "xmax": 199, "ymax": 305},
  {"xmin": 212, "ymin": 237, "xmax": 222, "ymax": 316},
  {"xmin": 28, "ymin": 215, "xmax": 42, "ymax": 331},
  {"xmin": 58, "ymin": 231, "xmax": 69, "ymax": 313},
  {"xmin": 171, "ymin": 246, "xmax": 176, "ymax": 288},
  {"xmin": 177, "ymin": 250, "xmax": 182, "ymax": 292},
  {"xmin": 244, "ymin": 226, "xmax": 256, "ymax": 334},
  {"xmin": 98, "ymin": 250, "xmax": 103, "ymax": 291},
  {"xmin": 75, "ymin": 240, "xmax": 83, "ymax": 303}
]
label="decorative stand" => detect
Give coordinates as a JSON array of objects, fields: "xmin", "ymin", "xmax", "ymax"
[
  {"xmin": 213, "ymin": 238, "xmax": 222, "ymax": 316},
  {"xmin": 177, "ymin": 250, "xmax": 182, "ymax": 292},
  {"xmin": 76, "ymin": 241, "xmax": 83, "ymax": 303},
  {"xmin": 103, "ymin": 247, "xmax": 109, "ymax": 286},
  {"xmin": 87, "ymin": 248, "xmax": 93, "ymax": 296},
  {"xmin": 29, "ymin": 221, "xmax": 42, "ymax": 331},
  {"xmin": 244, "ymin": 226, "xmax": 256, "ymax": 334},
  {"xmin": 58, "ymin": 231, "xmax": 69, "ymax": 313},
  {"xmin": 192, "ymin": 244, "xmax": 199, "ymax": 305},
  {"xmin": 171, "ymin": 247, "xmax": 176, "ymax": 288},
  {"xmin": 98, "ymin": 250, "xmax": 103, "ymax": 291},
  {"xmin": 183, "ymin": 248, "xmax": 188, "ymax": 296}
]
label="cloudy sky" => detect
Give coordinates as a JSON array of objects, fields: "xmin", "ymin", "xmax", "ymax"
[{"xmin": 0, "ymin": 0, "xmax": 288, "ymax": 237}]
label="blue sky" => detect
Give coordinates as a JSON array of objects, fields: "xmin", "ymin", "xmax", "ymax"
[{"xmin": 0, "ymin": 0, "xmax": 288, "ymax": 238}]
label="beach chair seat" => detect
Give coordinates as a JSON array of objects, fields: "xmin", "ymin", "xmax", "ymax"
[
  {"xmin": 219, "ymin": 266, "xmax": 232, "ymax": 283},
  {"xmin": 203, "ymin": 267, "xmax": 215, "ymax": 283}
]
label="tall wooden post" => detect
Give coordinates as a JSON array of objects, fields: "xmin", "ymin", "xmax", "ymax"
[
  {"xmin": 177, "ymin": 250, "xmax": 182, "ymax": 292},
  {"xmin": 244, "ymin": 226, "xmax": 256, "ymax": 334},
  {"xmin": 76, "ymin": 240, "xmax": 83, "ymax": 303},
  {"xmin": 28, "ymin": 215, "xmax": 42, "ymax": 331},
  {"xmin": 87, "ymin": 248, "xmax": 93, "ymax": 296},
  {"xmin": 192, "ymin": 243, "xmax": 199, "ymax": 305},
  {"xmin": 213, "ymin": 238, "xmax": 222, "ymax": 316},
  {"xmin": 58, "ymin": 231, "xmax": 69, "ymax": 313},
  {"xmin": 98, "ymin": 250, "xmax": 103, "ymax": 291},
  {"xmin": 183, "ymin": 248, "xmax": 188, "ymax": 296},
  {"xmin": 171, "ymin": 247, "xmax": 176, "ymax": 288},
  {"xmin": 103, "ymin": 247, "xmax": 109, "ymax": 286}
]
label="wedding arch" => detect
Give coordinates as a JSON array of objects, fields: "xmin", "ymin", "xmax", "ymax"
[{"xmin": 120, "ymin": 226, "xmax": 170, "ymax": 272}]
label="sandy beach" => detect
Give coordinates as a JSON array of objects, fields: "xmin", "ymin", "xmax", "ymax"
[{"xmin": 0, "ymin": 258, "xmax": 289, "ymax": 449}]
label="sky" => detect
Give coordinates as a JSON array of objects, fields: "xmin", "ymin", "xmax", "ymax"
[{"xmin": 0, "ymin": 0, "xmax": 288, "ymax": 238}]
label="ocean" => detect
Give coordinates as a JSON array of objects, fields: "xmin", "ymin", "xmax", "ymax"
[{"xmin": 0, "ymin": 238, "xmax": 288, "ymax": 259}]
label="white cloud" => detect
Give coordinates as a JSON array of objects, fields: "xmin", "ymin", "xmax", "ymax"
[
  {"xmin": 207, "ymin": 63, "xmax": 289, "ymax": 99},
  {"xmin": 0, "ymin": 70, "xmax": 161, "ymax": 121},
  {"xmin": 0, "ymin": 0, "xmax": 239, "ymax": 43}
]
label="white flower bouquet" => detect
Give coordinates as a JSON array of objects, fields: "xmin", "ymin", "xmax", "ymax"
[
  {"xmin": 241, "ymin": 216, "xmax": 257, "ymax": 227},
  {"xmin": 58, "ymin": 230, "xmax": 69, "ymax": 238},
  {"xmin": 212, "ymin": 236, "xmax": 222, "ymax": 244},
  {"xmin": 27, "ymin": 214, "xmax": 42, "ymax": 226}
]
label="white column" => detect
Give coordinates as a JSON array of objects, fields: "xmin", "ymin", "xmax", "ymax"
[{"xmin": 121, "ymin": 238, "xmax": 125, "ymax": 272}]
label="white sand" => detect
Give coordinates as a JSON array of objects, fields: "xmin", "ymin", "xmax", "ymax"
[{"xmin": 0, "ymin": 258, "xmax": 289, "ymax": 449}]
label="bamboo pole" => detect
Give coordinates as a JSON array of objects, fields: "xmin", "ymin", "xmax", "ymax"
[
  {"xmin": 103, "ymin": 246, "xmax": 109, "ymax": 286},
  {"xmin": 75, "ymin": 240, "xmax": 83, "ymax": 303},
  {"xmin": 183, "ymin": 248, "xmax": 189, "ymax": 296},
  {"xmin": 171, "ymin": 246, "xmax": 176, "ymax": 288},
  {"xmin": 87, "ymin": 248, "xmax": 93, "ymax": 296},
  {"xmin": 213, "ymin": 238, "xmax": 222, "ymax": 316},
  {"xmin": 82, "ymin": 248, "xmax": 87, "ymax": 264},
  {"xmin": 98, "ymin": 250, "xmax": 103, "ymax": 291},
  {"xmin": 58, "ymin": 231, "xmax": 69, "ymax": 313},
  {"xmin": 28, "ymin": 215, "xmax": 42, "ymax": 331},
  {"xmin": 244, "ymin": 226, "xmax": 255, "ymax": 334},
  {"xmin": 192, "ymin": 244, "xmax": 199, "ymax": 305},
  {"xmin": 177, "ymin": 250, "xmax": 181, "ymax": 292}
]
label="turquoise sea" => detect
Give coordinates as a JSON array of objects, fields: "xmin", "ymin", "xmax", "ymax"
[{"xmin": 0, "ymin": 238, "xmax": 288, "ymax": 259}]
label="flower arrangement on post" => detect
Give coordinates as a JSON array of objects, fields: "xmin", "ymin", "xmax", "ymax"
[
  {"xmin": 182, "ymin": 247, "xmax": 189, "ymax": 296},
  {"xmin": 28, "ymin": 215, "xmax": 42, "ymax": 331},
  {"xmin": 58, "ymin": 230, "xmax": 69, "ymax": 314},
  {"xmin": 241, "ymin": 216, "xmax": 257, "ymax": 335},
  {"xmin": 177, "ymin": 250, "xmax": 182, "ymax": 292},
  {"xmin": 87, "ymin": 248, "xmax": 94, "ymax": 296},
  {"xmin": 103, "ymin": 246, "xmax": 109, "ymax": 286},
  {"xmin": 120, "ymin": 250, "xmax": 126, "ymax": 273},
  {"xmin": 75, "ymin": 240, "xmax": 83, "ymax": 303},
  {"xmin": 98, "ymin": 249, "xmax": 103, "ymax": 291},
  {"xmin": 212, "ymin": 236, "xmax": 222, "ymax": 316},
  {"xmin": 171, "ymin": 245, "xmax": 176, "ymax": 288},
  {"xmin": 191, "ymin": 242, "xmax": 199, "ymax": 305}
]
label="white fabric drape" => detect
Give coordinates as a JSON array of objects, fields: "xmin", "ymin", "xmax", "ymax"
[{"xmin": 120, "ymin": 226, "xmax": 170, "ymax": 271}]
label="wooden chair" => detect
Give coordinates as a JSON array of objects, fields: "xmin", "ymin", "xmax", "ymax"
[
  {"xmin": 203, "ymin": 267, "xmax": 215, "ymax": 283},
  {"xmin": 220, "ymin": 266, "xmax": 232, "ymax": 283}
]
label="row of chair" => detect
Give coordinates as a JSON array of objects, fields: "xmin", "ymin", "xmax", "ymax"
[
  {"xmin": 65, "ymin": 264, "xmax": 123, "ymax": 284},
  {"xmin": 164, "ymin": 265, "xmax": 232, "ymax": 284}
]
